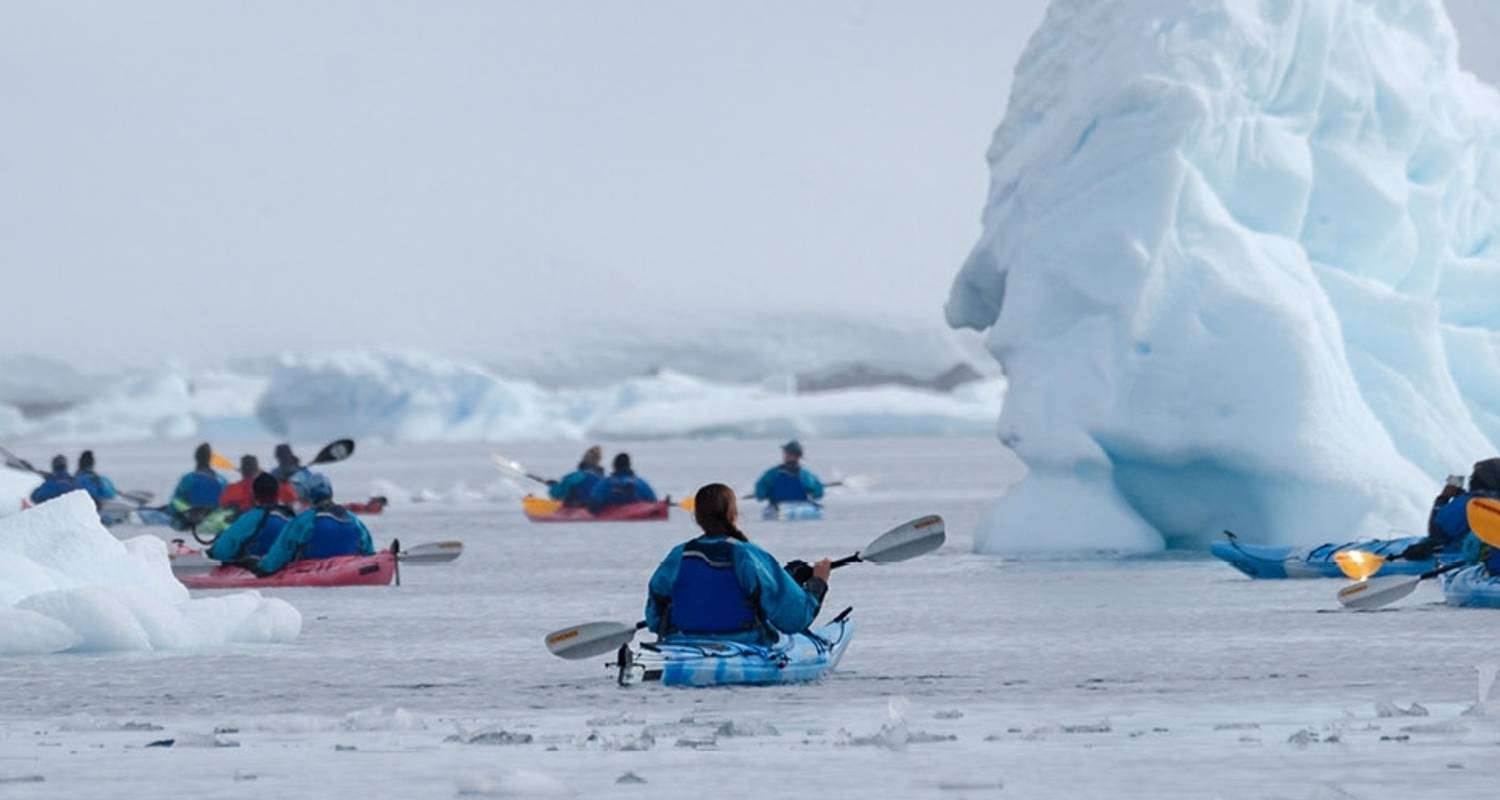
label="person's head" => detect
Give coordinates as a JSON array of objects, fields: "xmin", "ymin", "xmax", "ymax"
[
  {"xmin": 613, "ymin": 452, "xmax": 632, "ymax": 474},
  {"xmin": 580, "ymin": 445, "xmax": 603, "ymax": 470},
  {"xmin": 194, "ymin": 442, "xmax": 212, "ymax": 470},
  {"xmin": 782, "ymin": 440, "xmax": 804, "ymax": 465},
  {"xmin": 77, "ymin": 450, "xmax": 95, "ymax": 472},
  {"xmin": 693, "ymin": 483, "xmax": 746, "ymax": 541},
  {"xmin": 252, "ymin": 472, "xmax": 281, "ymax": 505},
  {"xmin": 302, "ymin": 473, "xmax": 333, "ymax": 504},
  {"xmin": 239, "ymin": 454, "xmax": 261, "ymax": 478},
  {"xmin": 50, "ymin": 454, "xmax": 67, "ymax": 475},
  {"xmin": 1472, "ymin": 458, "xmax": 1500, "ymax": 494},
  {"xmin": 274, "ymin": 443, "xmax": 297, "ymax": 467}
]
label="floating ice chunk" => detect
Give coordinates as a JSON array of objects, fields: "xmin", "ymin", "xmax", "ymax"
[{"xmin": 949, "ymin": 0, "xmax": 1500, "ymax": 553}]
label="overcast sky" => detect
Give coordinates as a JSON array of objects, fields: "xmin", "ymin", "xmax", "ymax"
[
  {"xmin": 0, "ymin": 1, "xmax": 1049, "ymax": 369},
  {"xmin": 3, "ymin": 2, "xmax": 1498, "ymax": 370}
]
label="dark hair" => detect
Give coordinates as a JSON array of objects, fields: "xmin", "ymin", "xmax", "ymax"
[
  {"xmin": 693, "ymin": 483, "xmax": 747, "ymax": 542},
  {"xmin": 194, "ymin": 442, "xmax": 212, "ymax": 469},
  {"xmin": 240, "ymin": 454, "xmax": 260, "ymax": 475},
  {"xmin": 252, "ymin": 472, "xmax": 281, "ymax": 504},
  {"xmin": 1473, "ymin": 458, "xmax": 1500, "ymax": 494},
  {"xmin": 78, "ymin": 450, "xmax": 95, "ymax": 472},
  {"xmin": 613, "ymin": 452, "xmax": 632, "ymax": 473},
  {"xmin": 50, "ymin": 454, "xmax": 67, "ymax": 473}
]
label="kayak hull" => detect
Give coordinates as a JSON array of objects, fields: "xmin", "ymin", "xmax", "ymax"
[
  {"xmin": 624, "ymin": 617, "xmax": 854, "ymax": 687},
  {"xmin": 522, "ymin": 497, "xmax": 669, "ymax": 523},
  {"xmin": 762, "ymin": 502, "xmax": 823, "ymax": 522},
  {"xmin": 1443, "ymin": 565, "xmax": 1500, "ymax": 608},
  {"xmin": 1210, "ymin": 536, "xmax": 1437, "ymax": 579},
  {"xmin": 180, "ymin": 552, "xmax": 396, "ymax": 589}
]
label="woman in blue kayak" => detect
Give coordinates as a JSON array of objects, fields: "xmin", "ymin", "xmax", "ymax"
[
  {"xmin": 645, "ymin": 483, "xmax": 831, "ymax": 644},
  {"xmin": 1403, "ymin": 458, "xmax": 1500, "ymax": 562}
]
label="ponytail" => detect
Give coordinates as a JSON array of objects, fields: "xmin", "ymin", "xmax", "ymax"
[{"xmin": 693, "ymin": 483, "xmax": 747, "ymax": 542}]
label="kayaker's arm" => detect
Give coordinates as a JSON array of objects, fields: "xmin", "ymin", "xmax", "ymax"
[
  {"xmin": 736, "ymin": 545, "xmax": 826, "ymax": 634},
  {"xmin": 257, "ymin": 511, "xmax": 314, "ymax": 574},
  {"xmin": 207, "ymin": 509, "xmax": 263, "ymax": 562},
  {"xmin": 802, "ymin": 469, "xmax": 825, "ymax": 500},
  {"xmin": 644, "ymin": 547, "xmax": 684, "ymax": 634},
  {"xmin": 753, "ymin": 468, "xmax": 775, "ymax": 501},
  {"xmin": 636, "ymin": 479, "xmax": 657, "ymax": 503},
  {"xmin": 353, "ymin": 514, "xmax": 376, "ymax": 556}
]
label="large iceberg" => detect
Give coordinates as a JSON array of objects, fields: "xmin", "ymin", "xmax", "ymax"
[
  {"xmin": 948, "ymin": 0, "xmax": 1500, "ymax": 553},
  {"xmin": 0, "ymin": 491, "xmax": 300, "ymax": 655}
]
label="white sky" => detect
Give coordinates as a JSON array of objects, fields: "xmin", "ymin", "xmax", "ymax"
[
  {"xmin": 4, "ymin": 1, "xmax": 1497, "ymax": 371},
  {"xmin": 0, "ymin": 1, "xmax": 1049, "ymax": 369}
]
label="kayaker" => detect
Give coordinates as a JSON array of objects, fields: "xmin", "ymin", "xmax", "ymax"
[
  {"xmin": 1403, "ymin": 458, "xmax": 1500, "ymax": 561},
  {"xmin": 547, "ymin": 445, "xmax": 606, "ymax": 507},
  {"xmin": 586, "ymin": 453, "xmax": 657, "ymax": 514},
  {"xmin": 753, "ymin": 440, "xmax": 825, "ymax": 505},
  {"xmin": 170, "ymin": 443, "xmax": 228, "ymax": 522},
  {"xmin": 645, "ymin": 483, "xmax": 830, "ymax": 644},
  {"xmin": 207, "ymin": 473, "xmax": 296, "ymax": 562},
  {"xmin": 256, "ymin": 473, "xmax": 374, "ymax": 575},
  {"xmin": 28, "ymin": 455, "xmax": 76, "ymax": 505},
  {"xmin": 219, "ymin": 455, "xmax": 297, "ymax": 513},
  {"xmin": 271, "ymin": 443, "xmax": 317, "ymax": 503},
  {"xmin": 73, "ymin": 450, "xmax": 118, "ymax": 505}
]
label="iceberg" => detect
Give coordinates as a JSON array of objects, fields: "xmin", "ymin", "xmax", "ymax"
[
  {"xmin": 948, "ymin": 0, "xmax": 1500, "ymax": 553},
  {"xmin": 0, "ymin": 491, "xmax": 300, "ymax": 655}
]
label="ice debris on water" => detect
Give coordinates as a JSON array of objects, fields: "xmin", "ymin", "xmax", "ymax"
[
  {"xmin": 584, "ymin": 713, "xmax": 644, "ymax": 727},
  {"xmin": 714, "ymin": 719, "xmax": 778, "ymax": 738},
  {"xmin": 446, "ymin": 729, "xmax": 534, "ymax": 746},
  {"xmin": 1374, "ymin": 702, "xmax": 1428, "ymax": 718},
  {"xmin": 0, "ymin": 776, "xmax": 44, "ymax": 784},
  {"xmin": 1399, "ymin": 721, "xmax": 1469, "ymax": 735},
  {"xmin": 837, "ymin": 698, "xmax": 956, "ymax": 751},
  {"xmin": 673, "ymin": 736, "xmax": 716, "ymax": 749},
  {"xmin": 1463, "ymin": 662, "xmax": 1500, "ymax": 716},
  {"xmin": 615, "ymin": 773, "xmax": 647, "ymax": 785},
  {"xmin": 145, "ymin": 733, "xmax": 240, "ymax": 748},
  {"xmin": 937, "ymin": 780, "xmax": 1004, "ymax": 793},
  {"xmin": 341, "ymin": 706, "xmax": 426, "ymax": 732},
  {"xmin": 455, "ymin": 770, "xmax": 576, "ymax": 798},
  {"xmin": 580, "ymin": 730, "xmax": 653, "ymax": 752},
  {"xmin": 933, "ymin": 710, "xmax": 964, "ymax": 720},
  {"xmin": 57, "ymin": 717, "xmax": 162, "ymax": 732}
]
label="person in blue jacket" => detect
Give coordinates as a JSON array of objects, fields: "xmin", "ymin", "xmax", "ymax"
[
  {"xmin": 548, "ymin": 445, "xmax": 605, "ymax": 507},
  {"xmin": 207, "ymin": 473, "xmax": 297, "ymax": 564},
  {"xmin": 73, "ymin": 450, "xmax": 118, "ymax": 505},
  {"xmin": 1404, "ymin": 458, "xmax": 1500, "ymax": 563},
  {"xmin": 170, "ymin": 443, "xmax": 227, "ymax": 523},
  {"xmin": 753, "ymin": 440, "xmax": 825, "ymax": 505},
  {"xmin": 645, "ymin": 483, "xmax": 831, "ymax": 645},
  {"xmin": 587, "ymin": 453, "xmax": 656, "ymax": 514},
  {"xmin": 29, "ymin": 455, "xmax": 76, "ymax": 505},
  {"xmin": 256, "ymin": 473, "xmax": 374, "ymax": 575}
]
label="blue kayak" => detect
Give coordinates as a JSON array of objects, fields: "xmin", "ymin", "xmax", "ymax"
[
  {"xmin": 617, "ymin": 615, "xmax": 854, "ymax": 687},
  {"xmin": 1443, "ymin": 565, "xmax": 1500, "ymax": 608},
  {"xmin": 1210, "ymin": 533, "xmax": 1440, "ymax": 579},
  {"xmin": 762, "ymin": 501, "xmax": 824, "ymax": 522}
]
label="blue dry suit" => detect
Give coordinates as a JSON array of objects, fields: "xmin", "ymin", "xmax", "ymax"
[
  {"xmin": 645, "ymin": 535, "xmax": 827, "ymax": 645},
  {"xmin": 548, "ymin": 466, "xmax": 604, "ymax": 507},
  {"xmin": 74, "ymin": 469, "xmax": 118, "ymax": 503},
  {"xmin": 207, "ymin": 505, "xmax": 296, "ymax": 562},
  {"xmin": 1426, "ymin": 490, "xmax": 1500, "ymax": 570},
  {"xmin": 258, "ymin": 504, "xmax": 375, "ymax": 574},
  {"xmin": 586, "ymin": 471, "xmax": 657, "ymax": 514},
  {"xmin": 754, "ymin": 464, "xmax": 825, "ymax": 504},
  {"xmin": 173, "ymin": 469, "xmax": 227, "ymax": 510},
  {"xmin": 29, "ymin": 471, "xmax": 76, "ymax": 505}
]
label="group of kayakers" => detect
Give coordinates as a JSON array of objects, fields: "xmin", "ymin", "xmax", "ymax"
[
  {"xmin": 26, "ymin": 441, "xmax": 372, "ymax": 576},
  {"xmin": 547, "ymin": 440, "xmax": 824, "ymax": 516}
]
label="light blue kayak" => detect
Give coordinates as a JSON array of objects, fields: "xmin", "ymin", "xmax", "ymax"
[
  {"xmin": 1442, "ymin": 565, "xmax": 1500, "ymax": 608},
  {"xmin": 1210, "ymin": 532, "xmax": 1440, "ymax": 579},
  {"xmin": 618, "ymin": 615, "xmax": 854, "ymax": 687},
  {"xmin": 762, "ymin": 501, "xmax": 824, "ymax": 522}
]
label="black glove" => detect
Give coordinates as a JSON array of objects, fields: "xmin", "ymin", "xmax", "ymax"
[
  {"xmin": 545, "ymin": 479, "xmax": 558, "ymax": 487},
  {"xmin": 783, "ymin": 560, "xmax": 814, "ymax": 585},
  {"xmin": 1399, "ymin": 538, "xmax": 1440, "ymax": 561}
]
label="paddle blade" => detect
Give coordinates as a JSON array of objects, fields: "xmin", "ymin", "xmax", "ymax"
[
  {"xmin": 398, "ymin": 540, "xmax": 464, "ymax": 564},
  {"xmin": 861, "ymin": 515, "xmax": 945, "ymax": 564},
  {"xmin": 119, "ymin": 489, "xmax": 155, "ymax": 505},
  {"xmin": 210, "ymin": 452, "xmax": 236, "ymax": 471},
  {"xmin": 1469, "ymin": 498, "xmax": 1500, "ymax": 548},
  {"xmin": 677, "ymin": 496, "xmax": 697, "ymax": 512},
  {"xmin": 1337, "ymin": 573, "xmax": 1420, "ymax": 610},
  {"xmin": 491, "ymin": 453, "xmax": 527, "ymax": 476},
  {"xmin": 545, "ymin": 621, "xmax": 639, "ymax": 660},
  {"xmin": 1334, "ymin": 550, "xmax": 1385, "ymax": 581},
  {"xmin": 310, "ymin": 439, "xmax": 355, "ymax": 466}
]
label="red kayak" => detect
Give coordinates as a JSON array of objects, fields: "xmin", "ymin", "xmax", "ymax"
[
  {"xmin": 522, "ymin": 496, "xmax": 670, "ymax": 523},
  {"xmin": 345, "ymin": 496, "xmax": 388, "ymax": 515},
  {"xmin": 179, "ymin": 551, "xmax": 397, "ymax": 589}
]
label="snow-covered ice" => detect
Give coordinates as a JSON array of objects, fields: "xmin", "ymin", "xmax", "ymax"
[
  {"xmin": 0, "ymin": 439, "xmax": 1498, "ymax": 798},
  {"xmin": 949, "ymin": 0, "xmax": 1500, "ymax": 554},
  {"xmin": 0, "ymin": 491, "xmax": 299, "ymax": 654}
]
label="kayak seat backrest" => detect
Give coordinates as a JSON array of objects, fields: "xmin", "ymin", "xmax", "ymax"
[{"xmin": 669, "ymin": 538, "xmax": 758, "ymax": 636}]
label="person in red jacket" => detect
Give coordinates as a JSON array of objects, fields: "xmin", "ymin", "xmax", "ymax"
[{"xmin": 220, "ymin": 455, "xmax": 297, "ymax": 513}]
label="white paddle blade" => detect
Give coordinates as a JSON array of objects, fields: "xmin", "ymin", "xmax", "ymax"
[
  {"xmin": 490, "ymin": 454, "xmax": 528, "ymax": 476},
  {"xmin": 1337, "ymin": 574, "xmax": 1420, "ymax": 610},
  {"xmin": 862, "ymin": 515, "xmax": 945, "ymax": 564},
  {"xmin": 398, "ymin": 540, "xmax": 464, "ymax": 564},
  {"xmin": 546, "ymin": 621, "xmax": 638, "ymax": 660},
  {"xmin": 835, "ymin": 473, "xmax": 877, "ymax": 493}
]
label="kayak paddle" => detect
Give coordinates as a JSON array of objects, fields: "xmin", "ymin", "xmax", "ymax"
[
  {"xmin": 490, "ymin": 453, "xmax": 553, "ymax": 487},
  {"xmin": 544, "ymin": 513, "xmax": 946, "ymax": 660},
  {"xmin": 210, "ymin": 452, "xmax": 237, "ymax": 472},
  {"xmin": 1336, "ymin": 498, "xmax": 1500, "ymax": 610},
  {"xmin": 308, "ymin": 439, "xmax": 356, "ymax": 466},
  {"xmin": 1333, "ymin": 550, "xmax": 1388, "ymax": 581},
  {"xmin": 398, "ymin": 540, "xmax": 464, "ymax": 564},
  {"xmin": 0, "ymin": 444, "xmax": 44, "ymax": 477}
]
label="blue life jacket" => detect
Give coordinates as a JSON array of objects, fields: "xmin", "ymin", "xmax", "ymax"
[
  {"xmin": 248, "ymin": 506, "xmax": 296, "ymax": 557},
  {"xmin": 299, "ymin": 507, "xmax": 366, "ymax": 559},
  {"xmin": 75, "ymin": 470, "xmax": 116, "ymax": 501},
  {"xmin": 30, "ymin": 473, "xmax": 75, "ymax": 504},
  {"xmin": 767, "ymin": 467, "xmax": 810, "ymax": 503},
  {"xmin": 1432, "ymin": 491, "xmax": 1500, "ymax": 549},
  {"xmin": 560, "ymin": 470, "xmax": 603, "ymax": 506},
  {"xmin": 669, "ymin": 538, "xmax": 759, "ymax": 636},
  {"xmin": 177, "ymin": 470, "xmax": 226, "ymax": 508}
]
